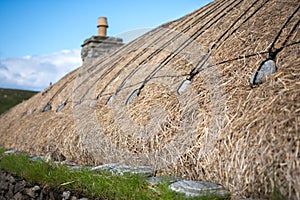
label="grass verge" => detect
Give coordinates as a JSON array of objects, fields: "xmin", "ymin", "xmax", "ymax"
[{"xmin": 0, "ymin": 148, "xmax": 228, "ymax": 200}]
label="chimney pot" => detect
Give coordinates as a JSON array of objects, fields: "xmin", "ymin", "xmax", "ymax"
[{"xmin": 97, "ymin": 17, "xmax": 108, "ymax": 37}]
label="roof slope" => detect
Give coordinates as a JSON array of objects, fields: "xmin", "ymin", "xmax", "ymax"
[{"xmin": 1, "ymin": 0, "xmax": 299, "ymax": 199}]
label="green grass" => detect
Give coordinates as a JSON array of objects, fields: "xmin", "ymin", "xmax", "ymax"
[
  {"xmin": 0, "ymin": 148, "xmax": 228, "ymax": 200},
  {"xmin": 0, "ymin": 88, "xmax": 38, "ymax": 115}
]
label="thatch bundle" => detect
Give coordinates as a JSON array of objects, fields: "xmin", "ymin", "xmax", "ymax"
[{"xmin": 0, "ymin": 0, "xmax": 299, "ymax": 199}]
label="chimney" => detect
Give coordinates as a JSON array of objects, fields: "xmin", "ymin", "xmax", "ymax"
[
  {"xmin": 81, "ymin": 17, "xmax": 123, "ymax": 62},
  {"xmin": 97, "ymin": 17, "xmax": 108, "ymax": 37}
]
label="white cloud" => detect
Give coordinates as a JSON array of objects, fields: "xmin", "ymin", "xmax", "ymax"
[{"xmin": 0, "ymin": 49, "xmax": 82, "ymax": 91}]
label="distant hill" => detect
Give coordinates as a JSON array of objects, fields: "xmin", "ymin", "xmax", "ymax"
[{"xmin": 0, "ymin": 88, "xmax": 37, "ymax": 115}]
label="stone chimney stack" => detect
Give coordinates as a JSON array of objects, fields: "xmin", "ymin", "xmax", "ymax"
[
  {"xmin": 81, "ymin": 17, "xmax": 124, "ymax": 63},
  {"xmin": 97, "ymin": 17, "xmax": 108, "ymax": 37}
]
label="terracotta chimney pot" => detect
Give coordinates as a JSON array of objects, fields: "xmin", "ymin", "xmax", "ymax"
[{"xmin": 97, "ymin": 17, "xmax": 108, "ymax": 37}]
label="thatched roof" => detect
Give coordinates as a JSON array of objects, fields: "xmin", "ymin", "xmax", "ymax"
[{"xmin": 1, "ymin": 0, "xmax": 299, "ymax": 199}]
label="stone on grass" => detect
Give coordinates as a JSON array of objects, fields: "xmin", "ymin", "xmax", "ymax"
[
  {"xmin": 169, "ymin": 180, "xmax": 229, "ymax": 198},
  {"xmin": 92, "ymin": 164, "xmax": 155, "ymax": 177},
  {"xmin": 91, "ymin": 163, "xmax": 120, "ymax": 171},
  {"xmin": 147, "ymin": 176, "xmax": 182, "ymax": 186},
  {"xmin": 112, "ymin": 165, "xmax": 155, "ymax": 177},
  {"xmin": 4, "ymin": 149, "xmax": 16, "ymax": 154},
  {"xmin": 70, "ymin": 166, "xmax": 92, "ymax": 170},
  {"xmin": 30, "ymin": 156, "xmax": 44, "ymax": 162}
]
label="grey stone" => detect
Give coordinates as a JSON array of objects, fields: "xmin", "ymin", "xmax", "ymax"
[
  {"xmin": 112, "ymin": 165, "xmax": 155, "ymax": 177},
  {"xmin": 37, "ymin": 191, "xmax": 44, "ymax": 200},
  {"xmin": 250, "ymin": 59, "xmax": 276, "ymax": 85},
  {"xmin": 4, "ymin": 149, "xmax": 16, "ymax": 154},
  {"xmin": 70, "ymin": 166, "xmax": 92, "ymax": 170},
  {"xmin": 91, "ymin": 163, "xmax": 120, "ymax": 171},
  {"xmin": 14, "ymin": 180, "xmax": 26, "ymax": 193},
  {"xmin": 169, "ymin": 180, "xmax": 230, "ymax": 198},
  {"xmin": 7, "ymin": 184, "xmax": 14, "ymax": 198},
  {"xmin": 105, "ymin": 95, "xmax": 114, "ymax": 105},
  {"xmin": 125, "ymin": 89, "xmax": 140, "ymax": 105},
  {"xmin": 147, "ymin": 176, "xmax": 182, "ymax": 186},
  {"xmin": 42, "ymin": 104, "xmax": 51, "ymax": 112},
  {"xmin": 30, "ymin": 156, "xmax": 44, "ymax": 162},
  {"xmin": 49, "ymin": 191, "xmax": 55, "ymax": 200},
  {"xmin": 58, "ymin": 160, "xmax": 78, "ymax": 166},
  {"xmin": 239, "ymin": 198, "xmax": 266, "ymax": 200},
  {"xmin": 0, "ymin": 181, "xmax": 9, "ymax": 190},
  {"xmin": 49, "ymin": 190, "xmax": 61, "ymax": 200},
  {"xmin": 177, "ymin": 80, "xmax": 191, "ymax": 95},
  {"xmin": 56, "ymin": 102, "xmax": 67, "ymax": 112},
  {"xmin": 13, "ymin": 192, "xmax": 23, "ymax": 200},
  {"xmin": 62, "ymin": 191, "xmax": 71, "ymax": 200},
  {"xmin": 92, "ymin": 164, "xmax": 155, "ymax": 177},
  {"xmin": 25, "ymin": 188, "xmax": 36, "ymax": 198},
  {"xmin": 81, "ymin": 36, "xmax": 123, "ymax": 63},
  {"xmin": 32, "ymin": 185, "xmax": 40, "ymax": 191},
  {"xmin": 8, "ymin": 176, "xmax": 15, "ymax": 184},
  {"xmin": 70, "ymin": 196, "xmax": 78, "ymax": 200}
]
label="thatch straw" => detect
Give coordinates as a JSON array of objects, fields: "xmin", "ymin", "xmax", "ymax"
[{"xmin": 0, "ymin": 0, "xmax": 299, "ymax": 199}]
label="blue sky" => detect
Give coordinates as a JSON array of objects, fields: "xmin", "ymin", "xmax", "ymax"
[{"xmin": 0, "ymin": 0, "xmax": 211, "ymax": 91}]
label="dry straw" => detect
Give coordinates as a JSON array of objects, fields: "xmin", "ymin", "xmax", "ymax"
[{"xmin": 0, "ymin": 0, "xmax": 299, "ymax": 199}]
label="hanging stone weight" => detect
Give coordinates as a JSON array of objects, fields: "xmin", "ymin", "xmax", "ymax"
[
  {"xmin": 125, "ymin": 89, "xmax": 140, "ymax": 105},
  {"xmin": 105, "ymin": 95, "xmax": 114, "ymax": 105},
  {"xmin": 42, "ymin": 104, "xmax": 51, "ymax": 112},
  {"xmin": 250, "ymin": 59, "xmax": 276, "ymax": 85},
  {"xmin": 177, "ymin": 80, "xmax": 191, "ymax": 95},
  {"xmin": 73, "ymin": 102, "xmax": 80, "ymax": 108},
  {"xmin": 56, "ymin": 102, "xmax": 67, "ymax": 112}
]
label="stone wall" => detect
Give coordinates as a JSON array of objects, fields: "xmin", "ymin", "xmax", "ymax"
[
  {"xmin": 0, "ymin": 170, "xmax": 87, "ymax": 200},
  {"xmin": 81, "ymin": 36, "xmax": 123, "ymax": 63}
]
